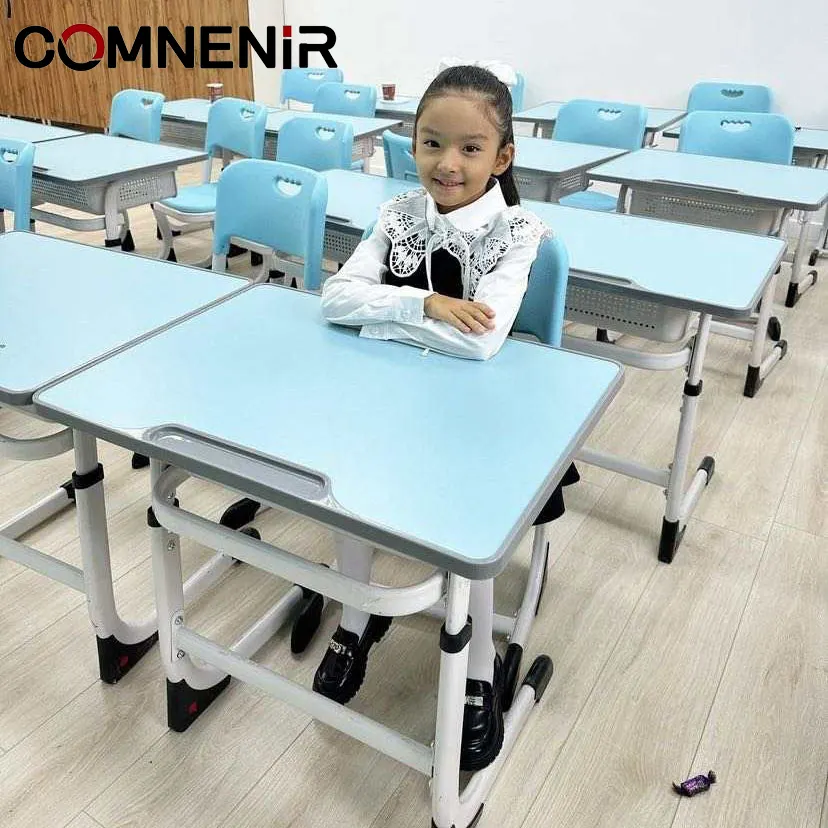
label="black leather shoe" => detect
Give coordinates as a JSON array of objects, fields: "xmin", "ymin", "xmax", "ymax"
[
  {"xmin": 460, "ymin": 654, "xmax": 504, "ymax": 772},
  {"xmin": 313, "ymin": 614, "xmax": 393, "ymax": 704}
]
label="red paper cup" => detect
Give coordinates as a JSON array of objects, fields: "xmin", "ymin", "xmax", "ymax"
[{"xmin": 382, "ymin": 84, "xmax": 396, "ymax": 101}]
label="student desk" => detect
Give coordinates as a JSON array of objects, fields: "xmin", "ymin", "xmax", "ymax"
[
  {"xmin": 161, "ymin": 99, "xmax": 402, "ymax": 171},
  {"xmin": 588, "ymin": 148, "xmax": 828, "ymax": 383},
  {"xmin": 0, "ymin": 116, "xmax": 81, "ymax": 143},
  {"xmin": 35, "ymin": 284, "xmax": 622, "ymax": 828},
  {"xmin": 0, "ymin": 231, "xmax": 247, "ymax": 682},
  {"xmin": 513, "ymin": 136, "xmax": 628, "ymax": 201},
  {"xmin": 374, "ymin": 96, "xmax": 420, "ymax": 134},
  {"xmin": 28, "ymin": 133, "xmax": 206, "ymax": 249},
  {"xmin": 513, "ymin": 101, "xmax": 686, "ymax": 144}
]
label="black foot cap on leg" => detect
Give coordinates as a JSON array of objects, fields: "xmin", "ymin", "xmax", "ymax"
[
  {"xmin": 121, "ymin": 230, "xmax": 135, "ymax": 252},
  {"xmin": 501, "ymin": 642, "xmax": 523, "ymax": 711},
  {"xmin": 97, "ymin": 631, "xmax": 159, "ymax": 684},
  {"xmin": 522, "ymin": 654, "xmax": 554, "ymax": 702},
  {"xmin": 167, "ymin": 675, "xmax": 231, "ymax": 732},
  {"xmin": 596, "ymin": 328, "xmax": 613, "ymax": 343},
  {"xmin": 291, "ymin": 588, "xmax": 325, "ymax": 654},
  {"xmin": 767, "ymin": 316, "xmax": 781, "ymax": 342},
  {"xmin": 250, "ymin": 251, "xmax": 264, "ymax": 266},
  {"xmin": 699, "ymin": 455, "xmax": 715, "ymax": 483},
  {"xmin": 431, "ymin": 804, "xmax": 485, "ymax": 828},
  {"xmin": 785, "ymin": 281, "xmax": 800, "ymax": 308},
  {"xmin": 743, "ymin": 365, "xmax": 763, "ymax": 398},
  {"xmin": 131, "ymin": 452, "xmax": 150, "ymax": 469},
  {"xmin": 777, "ymin": 339, "xmax": 789, "ymax": 361},
  {"xmin": 658, "ymin": 517, "xmax": 686, "ymax": 564},
  {"xmin": 809, "ymin": 249, "xmax": 819, "ymax": 267},
  {"xmin": 220, "ymin": 497, "xmax": 261, "ymax": 530}
]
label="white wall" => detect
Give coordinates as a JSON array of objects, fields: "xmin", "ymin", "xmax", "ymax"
[{"xmin": 277, "ymin": 0, "xmax": 828, "ymax": 127}]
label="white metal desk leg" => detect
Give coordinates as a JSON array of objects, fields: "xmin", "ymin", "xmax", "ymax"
[
  {"xmin": 432, "ymin": 573, "xmax": 555, "ymax": 827},
  {"xmin": 744, "ymin": 269, "xmax": 787, "ymax": 398},
  {"xmin": 103, "ymin": 183, "xmax": 124, "ymax": 250},
  {"xmin": 659, "ymin": 315, "xmax": 716, "ymax": 563},
  {"xmin": 148, "ymin": 459, "xmax": 230, "ymax": 731},
  {"xmin": 432, "ymin": 574, "xmax": 472, "ymax": 828},
  {"xmin": 785, "ymin": 210, "xmax": 819, "ymax": 308},
  {"xmin": 73, "ymin": 430, "xmax": 158, "ymax": 682}
]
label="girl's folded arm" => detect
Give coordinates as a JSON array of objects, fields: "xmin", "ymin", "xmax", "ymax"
[
  {"xmin": 359, "ymin": 240, "xmax": 537, "ymax": 360},
  {"xmin": 321, "ymin": 228, "xmax": 432, "ymax": 327}
]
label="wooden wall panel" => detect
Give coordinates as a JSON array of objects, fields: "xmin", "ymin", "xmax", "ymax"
[{"xmin": 2, "ymin": 0, "xmax": 255, "ymax": 128}]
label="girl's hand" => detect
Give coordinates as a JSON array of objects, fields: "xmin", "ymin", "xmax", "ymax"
[{"xmin": 424, "ymin": 294, "xmax": 496, "ymax": 334}]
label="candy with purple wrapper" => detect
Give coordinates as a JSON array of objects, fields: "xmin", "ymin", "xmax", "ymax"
[{"xmin": 673, "ymin": 770, "xmax": 716, "ymax": 797}]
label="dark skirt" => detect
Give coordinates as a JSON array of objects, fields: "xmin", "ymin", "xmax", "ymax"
[{"xmin": 532, "ymin": 463, "xmax": 580, "ymax": 526}]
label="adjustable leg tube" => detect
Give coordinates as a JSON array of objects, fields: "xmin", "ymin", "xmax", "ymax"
[{"xmin": 659, "ymin": 315, "xmax": 715, "ymax": 563}]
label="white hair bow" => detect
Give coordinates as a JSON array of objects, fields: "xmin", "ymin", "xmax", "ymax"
[{"xmin": 437, "ymin": 57, "xmax": 518, "ymax": 87}]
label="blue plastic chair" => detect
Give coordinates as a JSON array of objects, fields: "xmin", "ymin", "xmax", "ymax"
[
  {"xmin": 0, "ymin": 139, "xmax": 34, "ymax": 232},
  {"xmin": 511, "ymin": 73, "xmax": 526, "ymax": 113},
  {"xmin": 513, "ymin": 234, "xmax": 569, "ymax": 347},
  {"xmin": 153, "ymin": 98, "xmax": 269, "ymax": 262},
  {"xmin": 382, "ymin": 131, "xmax": 418, "ymax": 182},
  {"xmin": 679, "ymin": 111, "xmax": 794, "ymax": 165},
  {"xmin": 109, "ymin": 89, "xmax": 165, "ymax": 143},
  {"xmin": 687, "ymin": 82, "xmax": 773, "ymax": 114},
  {"xmin": 554, "ymin": 99, "xmax": 648, "ymax": 212},
  {"xmin": 314, "ymin": 82, "xmax": 377, "ymax": 118},
  {"xmin": 212, "ymin": 159, "xmax": 328, "ymax": 290},
  {"xmin": 281, "ymin": 68, "xmax": 344, "ymax": 106},
  {"xmin": 276, "ymin": 117, "xmax": 354, "ymax": 171}
]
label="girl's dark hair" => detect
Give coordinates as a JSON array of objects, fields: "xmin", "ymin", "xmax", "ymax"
[{"xmin": 414, "ymin": 65, "xmax": 520, "ymax": 206}]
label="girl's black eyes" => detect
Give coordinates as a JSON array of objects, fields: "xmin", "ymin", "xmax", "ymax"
[{"xmin": 421, "ymin": 140, "xmax": 481, "ymax": 153}]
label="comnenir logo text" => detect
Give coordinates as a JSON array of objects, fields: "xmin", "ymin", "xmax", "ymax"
[{"xmin": 14, "ymin": 25, "xmax": 336, "ymax": 71}]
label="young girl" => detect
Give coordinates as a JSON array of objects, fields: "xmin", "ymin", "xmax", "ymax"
[{"xmin": 316, "ymin": 65, "xmax": 557, "ymax": 772}]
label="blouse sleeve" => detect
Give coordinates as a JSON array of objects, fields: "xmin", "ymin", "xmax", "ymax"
[{"xmin": 320, "ymin": 220, "xmax": 432, "ymax": 328}]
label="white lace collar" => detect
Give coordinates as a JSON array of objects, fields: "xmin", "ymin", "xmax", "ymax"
[
  {"xmin": 424, "ymin": 179, "xmax": 508, "ymax": 233},
  {"xmin": 378, "ymin": 182, "xmax": 547, "ymax": 300}
]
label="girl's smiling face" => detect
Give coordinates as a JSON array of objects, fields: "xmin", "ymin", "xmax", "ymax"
[{"xmin": 413, "ymin": 93, "xmax": 514, "ymax": 213}]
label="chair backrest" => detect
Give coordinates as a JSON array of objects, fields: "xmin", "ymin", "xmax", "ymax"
[
  {"xmin": 0, "ymin": 139, "xmax": 34, "ymax": 231},
  {"xmin": 205, "ymin": 98, "xmax": 268, "ymax": 160},
  {"xmin": 382, "ymin": 130, "xmax": 418, "ymax": 181},
  {"xmin": 213, "ymin": 159, "xmax": 328, "ymax": 289},
  {"xmin": 276, "ymin": 117, "xmax": 354, "ymax": 171},
  {"xmin": 554, "ymin": 99, "xmax": 648, "ymax": 150},
  {"xmin": 511, "ymin": 73, "xmax": 526, "ymax": 112},
  {"xmin": 109, "ymin": 89, "xmax": 165, "ymax": 143},
  {"xmin": 687, "ymin": 82, "xmax": 773, "ymax": 114},
  {"xmin": 513, "ymin": 234, "xmax": 568, "ymax": 347},
  {"xmin": 313, "ymin": 82, "xmax": 377, "ymax": 118},
  {"xmin": 679, "ymin": 111, "xmax": 794, "ymax": 165},
  {"xmin": 281, "ymin": 67, "xmax": 344, "ymax": 105}
]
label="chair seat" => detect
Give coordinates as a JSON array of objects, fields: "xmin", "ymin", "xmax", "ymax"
[
  {"xmin": 159, "ymin": 183, "xmax": 218, "ymax": 214},
  {"xmin": 558, "ymin": 190, "xmax": 618, "ymax": 212}
]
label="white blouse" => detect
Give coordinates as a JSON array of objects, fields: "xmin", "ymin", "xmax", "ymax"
[{"xmin": 320, "ymin": 181, "xmax": 548, "ymax": 360}]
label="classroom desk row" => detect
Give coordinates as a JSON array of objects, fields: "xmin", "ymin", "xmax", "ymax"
[{"xmin": 0, "ymin": 110, "xmax": 622, "ymax": 246}]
